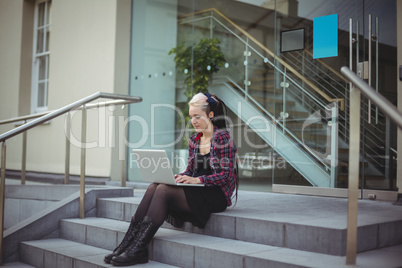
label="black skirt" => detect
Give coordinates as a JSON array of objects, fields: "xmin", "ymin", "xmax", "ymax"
[
  {"xmin": 166, "ymin": 186, "xmax": 228, "ymax": 228},
  {"xmin": 166, "ymin": 152, "xmax": 227, "ymax": 228}
]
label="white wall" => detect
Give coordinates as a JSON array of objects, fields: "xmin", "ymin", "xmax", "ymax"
[
  {"xmin": 0, "ymin": 0, "xmax": 25, "ymax": 170},
  {"xmin": 0, "ymin": 0, "xmax": 21, "ymax": 120},
  {"xmin": 30, "ymin": 0, "xmax": 118, "ymax": 176},
  {"xmin": 0, "ymin": 0, "xmax": 132, "ymax": 179}
]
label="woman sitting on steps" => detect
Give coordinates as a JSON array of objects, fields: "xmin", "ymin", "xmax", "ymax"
[{"xmin": 104, "ymin": 92, "xmax": 239, "ymax": 266}]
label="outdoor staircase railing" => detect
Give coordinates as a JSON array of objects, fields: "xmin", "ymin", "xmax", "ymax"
[
  {"xmin": 0, "ymin": 92, "xmax": 142, "ymax": 265},
  {"xmin": 341, "ymin": 66, "xmax": 402, "ymax": 265}
]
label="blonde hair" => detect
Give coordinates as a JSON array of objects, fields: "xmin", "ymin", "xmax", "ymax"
[
  {"xmin": 189, "ymin": 93, "xmax": 219, "ymax": 111},
  {"xmin": 188, "ymin": 93, "xmax": 208, "ymax": 109},
  {"xmin": 189, "ymin": 93, "xmax": 227, "ymax": 129}
]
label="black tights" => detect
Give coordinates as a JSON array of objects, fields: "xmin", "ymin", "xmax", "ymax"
[{"xmin": 134, "ymin": 183, "xmax": 191, "ymax": 227}]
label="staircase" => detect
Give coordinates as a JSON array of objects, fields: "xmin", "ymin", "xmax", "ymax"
[
  {"xmin": 11, "ymin": 187, "xmax": 402, "ymax": 268},
  {"xmin": 210, "ymin": 82, "xmax": 332, "ymax": 187}
]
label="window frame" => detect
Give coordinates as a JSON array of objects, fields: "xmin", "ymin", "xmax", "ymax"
[{"xmin": 31, "ymin": 0, "xmax": 51, "ymax": 114}]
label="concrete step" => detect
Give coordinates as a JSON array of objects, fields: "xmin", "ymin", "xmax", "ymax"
[
  {"xmin": 12, "ymin": 189, "xmax": 402, "ymax": 267},
  {"xmin": 96, "ymin": 191, "xmax": 402, "ymax": 257},
  {"xmin": 59, "ymin": 217, "xmax": 350, "ymax": 268},
  {"xmin": 19, "ymin": 238, "xmax": 178, "ymax": 268}
]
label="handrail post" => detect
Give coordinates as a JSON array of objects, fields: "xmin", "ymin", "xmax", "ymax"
[
  {"xmin": 346, "ymin": 84, "xmax": 360, "ymax": 265},
  {"xmin": 80, "ymin": 106, "xmax": 87, "ymax": 219},
  {"xmin": 65, "ymin": 112, "xmax": 71, "ymax": 184},
  {"xmin": 346, "ymin": 17, "xmax": 359, "ymax": 265},
  {"xmin": 21, "ymin": 127, "xmax": 27, "ymax": 185},
  {"xmin": 385, "ymin": 117, "xmax": 391, "ymax": 186},
  {"xmin": 244, "ymin": 37, "xmax": 250, "ymax": 100},
  {"xmin": 121, "ymin": 160, "xmax": 126, "ymax": 188},
  {"xmin": 330, "ymin": 103, "xmax": 339, "ymax": 188},
  {"xmin": 282, "ymin": 66, "xmax": 287, "ymax": 132},
  {"xmin": 0, "ymin": 141, "xmax": 6, "ymax": 265}
]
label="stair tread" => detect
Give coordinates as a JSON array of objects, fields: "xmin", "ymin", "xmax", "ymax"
[
  {"xmin": 58, "ymin": 217, "xmax": 402, "ymax": 268},
  {"xmin": 59, "ymin": 218, "xmax": 348, "ymax": 268},
  {"xmin": 98, "ymin": 192, "xmax": 402, "ymax": 227},
  {"xmin": 21, "ymin": 238, "xmax": 178, "ymax": 268}
]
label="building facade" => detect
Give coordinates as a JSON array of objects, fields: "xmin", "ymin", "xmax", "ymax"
[{"xmin": 1, "ymin": 0, "xmax": 401, "ymax": 201}]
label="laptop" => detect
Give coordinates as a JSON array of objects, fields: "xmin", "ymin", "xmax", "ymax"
[{"xmin": 132, "ymin": 149, "xmax": 204, "ymax": 187}]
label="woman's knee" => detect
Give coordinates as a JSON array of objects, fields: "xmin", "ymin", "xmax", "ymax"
[
  {"xmin": 155, "ymin": 183, "xmax": 170, "ymax": 191},
  {"xmin": 149, "ymin": 183, "xmax": 159, "ymax": 189},
  {"xmin": 154, "ymin": 184, "xmax": 174, "ymax": 198},
  {"xmin": 145, "ymin": 183, "xmax": 159, "ymax": 194}
]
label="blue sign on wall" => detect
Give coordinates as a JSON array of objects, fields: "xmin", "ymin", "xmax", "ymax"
[{"xmin": 313, "ymin": 14, "xmax": 338, "ymax": 59}]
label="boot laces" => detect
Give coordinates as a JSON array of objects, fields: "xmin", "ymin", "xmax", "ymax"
[{"xmin": 126, "ymin": 220, "xmax": 153, "ymax": 252}]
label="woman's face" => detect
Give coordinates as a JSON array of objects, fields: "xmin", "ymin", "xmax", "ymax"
[{"xmin": 189, "ymin": 105, "xmax": 213, "ymax": 133}]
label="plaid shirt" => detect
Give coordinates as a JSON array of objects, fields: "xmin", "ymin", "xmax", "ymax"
[{"xmin": 180, "ymin": 127, "xmax": 237, "ymax": 206}]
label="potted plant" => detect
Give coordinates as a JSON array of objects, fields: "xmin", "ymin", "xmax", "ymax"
[
  {"xmin": 169, "ymin": 37, "xmax": 226, "ymax": 102},
  {"xmin": 169, "ymin": 38, "xmax": 226, "ymax": 149}
]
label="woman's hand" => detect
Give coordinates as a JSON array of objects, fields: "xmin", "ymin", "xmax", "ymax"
[{"xmin": 174, "ymin": 174, "xmax": 202, "ymax": 184}]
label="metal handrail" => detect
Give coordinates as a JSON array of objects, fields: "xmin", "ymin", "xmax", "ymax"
[
  {"xmin": 341, "ymin": 67, "xmax": 402, "ymax": 128},
  {"xmin": 0, "ymin": 99, "xmax": 138, "ymax": 126},
  {"xmin": 0, "ymin": 92, "xmax": 142, "ymax": 265},
  {"xmin": 0, "ymin": 92, "xmax": 141, "ymax": 142},
  {"xmin": 340, "ymin": 66, "xmax": 402, "ymax": 265},
  {"xmin": 180, "ymin": 8, "xmax": 345, "ymax": 111}
]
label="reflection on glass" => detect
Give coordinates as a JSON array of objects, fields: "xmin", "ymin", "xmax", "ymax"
[
  {"xmin": 36, "ymin": 29, "xmax": 44, "ymax": 53},
  {"xmin": 37, "ymin": 2, "xmax": 45, "ymax": 27},
  {"xmin": 38, "ymin": 56, "xmax": 48, "ymax": 81},
  {"xmin": 46, "ymin": 28, "xmax": 50, "ymax": 51},
  {"xmin": 37, "ymin": 82, "xmax": 47, "ymax": 107}
]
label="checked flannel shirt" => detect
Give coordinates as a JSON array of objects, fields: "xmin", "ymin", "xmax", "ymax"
[{"xmin": 180, "ymin": 127, "xmax": 237, "ymax": 206}]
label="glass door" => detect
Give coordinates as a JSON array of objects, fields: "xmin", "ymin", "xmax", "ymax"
[
  {"xmin": 355, "ymin": 0, "xmax": 397, "ymax": 193},
  {"xmin": 272, "ymin": 0, "xmax": 398, "ymax": 194}
]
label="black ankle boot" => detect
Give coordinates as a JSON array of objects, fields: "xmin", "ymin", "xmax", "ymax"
[
  {"xmin": 104, "ymin": 217, "xmax": 143, "ymax": 264},
  {"xmin": 111, "ymin": 216, "xmax": 159, "ymax": 266}
]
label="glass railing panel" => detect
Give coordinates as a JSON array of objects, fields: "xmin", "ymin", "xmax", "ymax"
[
  {"xmin": 210, "ymin": 17, "xmax": 247, "ymax": 95},
  {"xmin": 242, "ymin": 45, "xmax": 337, "ymax": 186},
  {"xmin": 243, "ymin": 44, "xmax": 278, "ymax": 116},
  {"xmin": 278, "ymin": 66, "xmax": 334, "ymax": 160}
]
